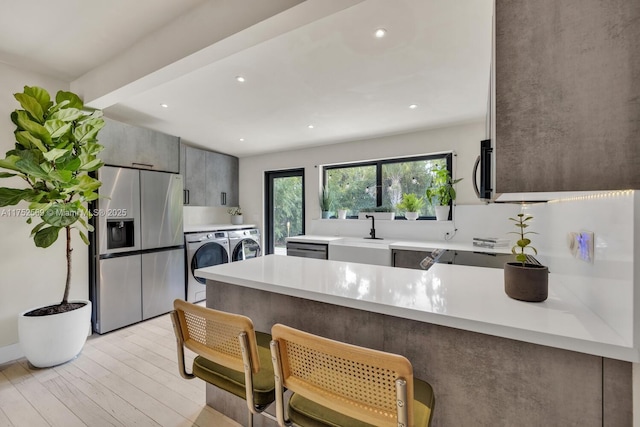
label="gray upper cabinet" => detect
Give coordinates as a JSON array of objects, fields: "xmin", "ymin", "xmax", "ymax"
[
  {"xmin": 99, "ymin": 118, "xmax": 180, "ymax": 173},
  {"xmin": 181, "ymin": 144, "xmax": 239, "ymax": 206},
  {"xmin": 495, "ymin": 0, "xmax": 640, "ymax": 192}
]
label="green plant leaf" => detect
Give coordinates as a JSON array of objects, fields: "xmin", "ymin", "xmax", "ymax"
[
  {"xmin": 23, "ymin": 86, "xmax": 52, "ymax": 112},
  {"xmin": 46, "ymin": 99, "xmax": 69, "ymax": 117},
  {"xmin": 30, "ymin": 221, "xmax": 47, "ymax": 237},
  {"xmin": 0, "ymin": 155, "xmax": 21, "ymax": 172},
  {"xmin": 49, "ymin": 170, "xmax": 73, "ymax": 183},
  {"xmin": 59, "ymin": 157, "xmax": 81, "ymax": 172},
  {"xmin": 55, "ymin": 91, "xmax": 83, "ymax": 110},
  {"xmin": 43, "ymin": 148, "xmax": 70, "ymax": 163},
  {"xmin": 78, "ymin": 229, "xmax": 90, "ymax": 245},
  {"xmin": 73, "ymin": 123, "xmax": 101, "ymax": 143},
  {"xmin": 80, "ymin": 158, "xmax": 103, "ymax": 172},
  {"xmin": 0, "ymin": 188, "xmax": 40, "ymax": 206},
  {"xmin": 42, "ymin": 203, "xmax": 79, "ymax": 227},
  {"xmin": 14, "ymin": 93, "xmax": 44, "ymax": 123},
  {"xmin": 34, "ymin": 225, "xmax": 61, "ymax": 248},
  {"xmin": 15, "ymin": 130, "xmax": 47, "ymax": 152},
  {"xmin": 517, "ymin": 238, "xmax": 531, "ymax": 247},
  {"xmin": 14, "ymin": 111, "xmax": 52, "ymax": 146},
  {"xmin": 49, "ymin": 108, "xmax": 84, "ymax": 123},
  {"xmin": 0, "ymin": 172, "xmax": 17, "ymax": 178},
  {"xmin": 45, "ymin": 120, "xmax": 72, "ymax": 140},
  {"xmin": 14, "ymin": 158, "xmax": 49, "ymax": 181}
]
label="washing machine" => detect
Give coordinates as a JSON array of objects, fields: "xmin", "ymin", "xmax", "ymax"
[
  {"xmin": 185, "ymin": 231, "xmax": 230, "ymax": 302},
  {"xmin": 228, "ymin": 229, "xmax": 261, "ymax": 262}
]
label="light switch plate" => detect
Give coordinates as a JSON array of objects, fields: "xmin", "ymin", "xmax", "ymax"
[{"xmin": 567, "ymin": 231, "xmax": 594, "ymax": 263}]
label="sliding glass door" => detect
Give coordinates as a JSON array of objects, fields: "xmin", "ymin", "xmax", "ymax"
[{"xmin": 265, "ymin": 169, "xmax": 305, "ymax": 255}]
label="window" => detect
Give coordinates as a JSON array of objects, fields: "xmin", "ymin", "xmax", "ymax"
[{"xmin": 324, "ymin": 153, "xmax": 452, "ymax": 219}]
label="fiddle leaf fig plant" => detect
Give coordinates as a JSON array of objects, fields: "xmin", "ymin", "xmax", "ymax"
[
  {"xmin": 0, "ymin": 86, "xmax": 105, "ymax": 311},
  {"xmin": 425, "ymin": 163, "xmax": 462, "ymax": 206},
  {"xmin": 509, "ymin": 213, "xmax": 538, "ymax": 265}
]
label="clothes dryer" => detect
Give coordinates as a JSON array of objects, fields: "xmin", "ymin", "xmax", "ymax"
[
  {"xmin": 228, "ymin": 229, "xmax": 261, "ymax": 262},
  {"xmin": 185, "ymin": 231, "xmax": 229, "ymax": 302}
]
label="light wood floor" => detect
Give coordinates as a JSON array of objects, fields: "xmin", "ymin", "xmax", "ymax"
[{"xmin": 0, "ymin": 313, "xmax": 241, "ymax": 427}]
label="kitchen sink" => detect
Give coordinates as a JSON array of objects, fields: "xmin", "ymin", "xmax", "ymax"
[{"xmin": 327, "ymin": 238, "xmax": 394, "ymax": 266}]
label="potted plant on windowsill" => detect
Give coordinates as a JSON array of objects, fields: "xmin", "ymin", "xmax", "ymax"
[
  {"xmin": 504, "ymin": 213, "xmax": 549, "ymax": 302},
  {"xmin": 319, "ymin": 185, "xmax": 333, "ymax": 219},
  {"xmin": 0, "ymin": 86, "xmax": 105, "ymax": 367},
  {"xmin": 396, "ymin": 193, "xmax": 425, "ymax": 220},
  {"xmin": 228, "ymin": 206, "xmax": 243, "ymax": 225},
  {"xmin": 425, "ymin": 164, "xmax": 462, "ymax": 221}
]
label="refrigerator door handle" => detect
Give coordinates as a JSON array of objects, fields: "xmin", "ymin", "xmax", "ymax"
[
  {"xmin": 132, "ymin": 162, "xmax": 154, "ymax": 169},
  {"xmin": 221, "ymin": 192, "xmax": 227, "ymax": 205},
  {"xmin": 184, "ymin": 189, "xmax": 190, "ymax": 205}
]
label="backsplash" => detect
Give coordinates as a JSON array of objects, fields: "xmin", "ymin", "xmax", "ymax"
[
  {"xmin": 183, "ymin": 206, "xmax": 233, "ymax": 226},
  {"xmin": 309, "ymin": 191, "xmax": 637, "ymax": 345}
]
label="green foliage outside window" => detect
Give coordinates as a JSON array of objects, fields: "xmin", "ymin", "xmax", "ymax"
[
  {"xmin": 324, "ymin": 156, "xmax": 448, "ymax": 218},
  {"xmin": 273, "ymin": 176, "xmax": 303, "ymax": 247}
]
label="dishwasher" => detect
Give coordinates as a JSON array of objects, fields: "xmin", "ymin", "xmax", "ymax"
[{"xmin": 286, "ymin": 241, "xmax": 328, "ymax": 259}]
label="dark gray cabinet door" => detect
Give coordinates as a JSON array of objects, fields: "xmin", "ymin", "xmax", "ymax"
[
  {"xmin": 99, "ymin": 118, "xmax": 180, "ymax": 173},
  {"xmin": 392, "ymin": 249, "xmax": 432, "ymax": 270},
  {"xmin": 205, "ymin": 151, "xmax": 239, "ymax": 207},
  {"xmin": 183, "ymin": 146, "xmax": 206, "ymax": 206},
  {"xmin": 182, "ymin": 145, "xmax": 239, "ymax": 206},
  {"xmin": 495, "ymin": 0, "xmax": 640, "ymax": 192}
]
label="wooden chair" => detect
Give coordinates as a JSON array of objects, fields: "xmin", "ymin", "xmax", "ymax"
[
  {"xmin": 170, "ymin": 299, "xmax": 276, "ymax": 426},
  {"xmin": 270, "ymin": 324, "xmax": 435, "ymax": 427}
]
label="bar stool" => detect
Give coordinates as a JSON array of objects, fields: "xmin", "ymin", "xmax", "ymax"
[
  {"xmin": 170, "ymin": 299, "xmax": 276, "ymax": 426},
  {"xmin": 270, "ymin": 324, "xmax": 435, "ymax": 427}
]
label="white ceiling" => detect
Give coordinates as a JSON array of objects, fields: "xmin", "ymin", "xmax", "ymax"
[{"xmin": 0, "ymin": 0, "xmax": 493, "ymax": 158}]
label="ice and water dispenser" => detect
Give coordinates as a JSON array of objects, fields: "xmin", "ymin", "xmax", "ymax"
[{"xmin": 106, "ymin": 219, "xmax": 135, "ymax": 249}]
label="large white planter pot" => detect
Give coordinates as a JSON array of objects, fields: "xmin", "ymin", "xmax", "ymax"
[
  {"xmin": 230, "ymin": 215, "xmax": 243, "ymax": 225},
  {"xmin": 434, "ymin": 205, "xmax": 450, "ymax": 221},
  {"xmin": 19, "ymin": 300, "xmax": 92, "ymax": 368},
  {"xmin": 405, "ymin": 212, "xmax": 419, "ymax": 221}
]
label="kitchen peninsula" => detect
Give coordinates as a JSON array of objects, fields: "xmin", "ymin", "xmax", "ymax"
[{"xmin": 196, "ymin": 255, "xmax": 632, "ymax": 426}]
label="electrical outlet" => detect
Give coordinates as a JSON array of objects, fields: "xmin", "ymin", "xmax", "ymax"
[{"xmin": 567, "ymin": 231, "xmax": 594, "ymax": 263}]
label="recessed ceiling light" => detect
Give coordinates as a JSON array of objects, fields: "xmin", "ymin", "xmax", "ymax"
[
  {"xmin": 374, "ymin": 28, "xmax": 387, "ymax": 38},
  {"xmin": 239, "ymin": 138, "xmax": 245, "ymax": 142},
  {"xmin": 409, "ymin": 104, "xmax": 418, "ymax": 109},
  {"xmin": 308, "ymin": 125, "xmax": 314, "ymax": 129},
  {"xmin": 160, "ymin": 103, "xmax": 168, "ymax": 108},
  {"xmin": 236, "ymin": 76, "xmax": 245, "ymax": 83}
]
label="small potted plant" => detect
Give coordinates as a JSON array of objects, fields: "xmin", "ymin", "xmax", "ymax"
[
  {"xmin": 396, "ymin": 193, "xmax": 425, "ymax": 220},
  {"xmin": 228, "ymin": 206, "xmax": 243, "ymax": 225},
  {"xmin": 337, "ymin": 208, "xmax": 348, "ymax": 219},
  {"xmin": 425, "ymin": 164, "xmax": 462, "ymax": 221},
  {"xmin": 504, "ymin": 213, "xmax": 549, "ymax": 302},
  {"xmin": 319, "ymin": 186, "xmax": 333, "ymax": 219}
]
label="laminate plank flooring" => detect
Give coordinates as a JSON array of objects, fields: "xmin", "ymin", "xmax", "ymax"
[{"xmin": 0, "ymin": 313, "xmax": 241, "ymax": 427}]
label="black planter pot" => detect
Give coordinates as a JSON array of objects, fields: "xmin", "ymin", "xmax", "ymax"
[{"xmin": 504, "ymin": 262, "xmax": 549, "ymax": 302}]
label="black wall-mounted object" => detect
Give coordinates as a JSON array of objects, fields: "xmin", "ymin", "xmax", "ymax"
[{"xmin": 473, "ymin": 139, "xmax": 493, "ymax": 200}]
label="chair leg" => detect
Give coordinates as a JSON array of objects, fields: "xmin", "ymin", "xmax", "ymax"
[{"xmin": 247, "ymin": 410, "xmax": 253, "ymax": 427}]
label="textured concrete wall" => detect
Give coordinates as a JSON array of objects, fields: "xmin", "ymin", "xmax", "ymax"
[
  {"xmin": 496, "ymin": 0, "xmax": 640, "ymax": 192},
  {"xmin": 207, "ymin": 281, "xmax": 632, "ymax": 426}
]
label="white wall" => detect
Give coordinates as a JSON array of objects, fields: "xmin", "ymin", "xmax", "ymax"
[
  {"xmin": 0, "ymin": 64, "xmax": 88, "ymax": 362},
  {"xmin": 238, "ymin": 120, "xmax": 486, "ymax": 238}
]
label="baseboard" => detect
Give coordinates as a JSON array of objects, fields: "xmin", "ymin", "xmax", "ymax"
[{"xmin": 0, "ymin": 343, "xmax": 23, "ymax": 365}]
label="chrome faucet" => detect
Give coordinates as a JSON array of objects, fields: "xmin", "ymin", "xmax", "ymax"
[{"xmin": 365, "ymin": 214, "xmax": 381, "ymax": 239}]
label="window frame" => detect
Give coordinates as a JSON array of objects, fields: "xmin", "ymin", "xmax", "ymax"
[{"xmin": 322, "ymin": 152, "xmax": 453, "ymax": 220}]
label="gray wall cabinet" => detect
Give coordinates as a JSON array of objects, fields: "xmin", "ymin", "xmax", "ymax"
[
  {"xmin": 98, "ymin": 118, "xmax": 180, "ymax": 173},
  {"xmin": 181, "ymin": 144, "xmax": 239, "ymax": 206},
  {"xmin": 495, "ymin": 0, "xmax": 640, "ymax": 192}
]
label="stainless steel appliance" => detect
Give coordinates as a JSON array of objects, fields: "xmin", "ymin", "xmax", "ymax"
[
  {"xmin": 419, "ymin": 249, "xmax": 540, "ymax": 270},
  {"xmin": 286, "ymin": 241, "xmax": 328, "ymax": 259},
  {"xmin": 185, "ymin": 231, "xmax": 230, "ymax": 302},
  {"xmin": 228, "ymin": 229, "xmax": 261, "ymax": 261},
  {"xmin": 90, "ymin": 166, "xmax": 185, "ymax": 334}
]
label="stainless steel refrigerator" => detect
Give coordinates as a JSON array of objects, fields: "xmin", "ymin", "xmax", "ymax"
[{"xmin": 90, "ymin": 166, "xmax": 185, "ymax": 334}]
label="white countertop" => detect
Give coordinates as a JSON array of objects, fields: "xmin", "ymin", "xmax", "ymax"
[
  {"xmin": 184, "ymin": 223, "xmax": 256, "ymax": 233},
  {"xmin": 195, "ymin": 254, "xmax": 637, "ymax": 362},
  {"xmin": 286, "ymin": 235, "xmax": 344, "ymax": 244}
]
